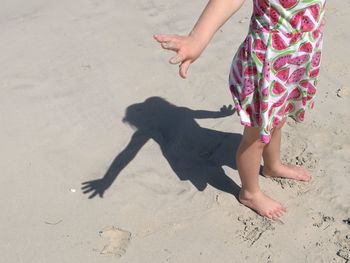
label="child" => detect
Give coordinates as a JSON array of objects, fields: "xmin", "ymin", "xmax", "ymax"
[{"xmin": 153, "ymin": 0, "xmax": 326, "ymax": 220}]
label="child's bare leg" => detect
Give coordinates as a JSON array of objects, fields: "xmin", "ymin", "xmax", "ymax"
[
  {"xmin": 237, "ymin": 126, "xmax": 287, "ymax": 219},
  {"xmin": 262, "ymin": 118, "xmax": 311, "ymax": 181}
]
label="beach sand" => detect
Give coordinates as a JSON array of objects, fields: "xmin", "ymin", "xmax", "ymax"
[{"xmin": 0, "ymin": 0, "xmax": 349, "ymax": 262}]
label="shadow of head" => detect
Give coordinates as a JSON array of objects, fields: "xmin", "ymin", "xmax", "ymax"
[{"xmin": 122, "ymin": 96, "xmax": 183, "ymax": 131}]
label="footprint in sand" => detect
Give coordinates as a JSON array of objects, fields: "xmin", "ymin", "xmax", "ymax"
[
  {"xmin": 311, "ymin": 211, "xmax": 335, "ymax": 229},
  {"xmin": 310, "ymin": 211, "xmax": 350, "ymax": 261},
  {"xmin": 333, "ymin": 229, "xmax": 350, "ymax": 262},
  {"xmin": 282, "ymin": 133, "xmax": 319, "ymax": 171},
  {"xmin": 96, "ymin": 226, "xmax": 131, "ymax": 257},
  {"xmin": 236, "ymin": 214, "xmax": 282, "ymax": 247}
]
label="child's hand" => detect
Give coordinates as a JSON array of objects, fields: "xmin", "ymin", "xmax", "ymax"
[{"xmin": 153, "ymin": 33, "xmax": 206, "ymax": 79}]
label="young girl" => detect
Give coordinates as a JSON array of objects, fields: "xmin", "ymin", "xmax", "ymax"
[{"xmin": 153, "ymin": 0, "xmax": 326, "ymax": 220}]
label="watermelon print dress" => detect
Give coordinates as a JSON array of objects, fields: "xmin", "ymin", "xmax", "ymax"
[{"xmin": 228, "ymin": 0, "xmax": 326, "ymax": 143}]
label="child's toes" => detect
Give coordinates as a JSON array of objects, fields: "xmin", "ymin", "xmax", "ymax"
[
  {"xmin": 297, "ymin": 167, "xmax": 311, "ymax": 181},
  {"xmin": 267, "ymin": 210, "xmax": 278, "ymax": 219},
  {"xmin": 276, "ymin": 210, "xmax": 284, "ymax": 218}
]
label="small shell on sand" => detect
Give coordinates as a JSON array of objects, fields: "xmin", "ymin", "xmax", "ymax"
[{"xmin": 336, "ymin": 86, "xmax": 350, "ymax": 98}]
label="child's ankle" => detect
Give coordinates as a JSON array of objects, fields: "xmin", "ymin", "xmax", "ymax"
[
  {"xmin": 239, "ymin": 188, "xmax": 262, "ymax": 198},
  {"xmin": 263, "ymin": 163, "xmax": 283, "ymax": 174}
]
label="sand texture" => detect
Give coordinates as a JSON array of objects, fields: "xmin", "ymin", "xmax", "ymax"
[{"xmin": 0, "ymin": 0, "xmax": 349, "ymax": 262}]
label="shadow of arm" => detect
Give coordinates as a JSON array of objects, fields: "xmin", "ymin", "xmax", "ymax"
[
  {"xmin": 191, "ymin": 104, "xmax": 235, "ymax": 119},
  {"xmin": 81, "ymin": 131, "xmax": 150, "ymax": 198}
]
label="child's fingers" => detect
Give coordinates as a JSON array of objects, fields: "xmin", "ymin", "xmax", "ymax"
[
  {"xmin": 179, "ymin": 60, "xmax": 191, "ymax": 79},
  {"xmin": 161, "ymin": 41, "xmax": 179, "ymax": 51},
  {"xmin": 153, "ymin": 34, "xmax": 178, "ymax": 43},
  {"xmin": 169, "ymin": 53, "xmax": 185, "ymax": 64}
]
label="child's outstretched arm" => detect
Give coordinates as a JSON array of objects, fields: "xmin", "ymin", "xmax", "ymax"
[{"xmin": 153, "ymin": 0, "xmax": 245, "ymax": 79}]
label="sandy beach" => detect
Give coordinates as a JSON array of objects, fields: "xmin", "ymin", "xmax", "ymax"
[{"xmin": 0, "ymin": 0, "xmax": 349, "ymax": 262}]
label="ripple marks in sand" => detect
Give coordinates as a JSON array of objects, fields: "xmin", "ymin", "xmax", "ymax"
[{"xmin": 95, "ymin": 226, "xmax": 131, "ymax": 257}]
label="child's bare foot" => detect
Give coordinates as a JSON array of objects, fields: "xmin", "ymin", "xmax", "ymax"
[
  {"xmin": 239, "ymin": 189, "xmax": 287, "ymax": 219},
  {"xmin": 262, "ymin": 164, "xmax": 311, "ymax": 181}
]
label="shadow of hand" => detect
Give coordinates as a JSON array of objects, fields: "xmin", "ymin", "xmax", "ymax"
[
  {"xmin": 81, "ymin": 179, "xmax": 111, "ymax": 199},
  {"xmin": 219, "ymin": 104, "xmax": 235, "ymax": 117}
]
